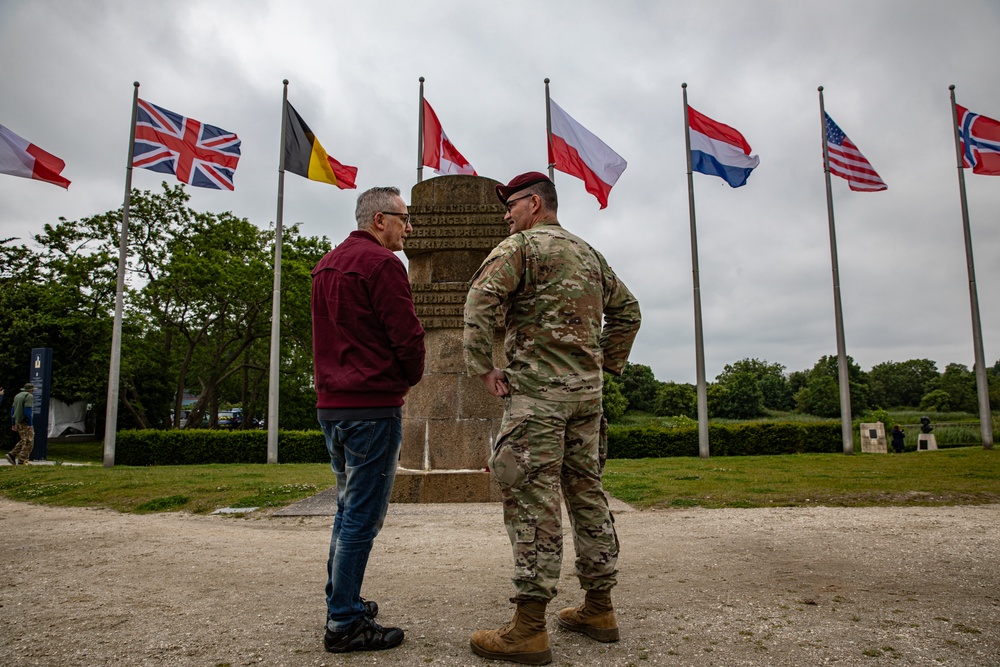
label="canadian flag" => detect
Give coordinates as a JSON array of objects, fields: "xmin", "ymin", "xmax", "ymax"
[
  {"xmin": 422, "ymin": 99, "xmax": 477, "ymax": 176},
  {"xmin": 548, "ymin": 99, "xmax": 626, "ymax": 209},
  {"xmin": 0, "ymin": 123, "xmax": 70, "ymax": 189}
]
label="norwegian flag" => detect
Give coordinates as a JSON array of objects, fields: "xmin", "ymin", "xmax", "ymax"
[
  {"xmin": 957, "ymin": 104, "xmax": 1000, "ymax": 176},
  {"xmin": 132, "ymin": 99, "xmax": 241, "ymax": 190}
]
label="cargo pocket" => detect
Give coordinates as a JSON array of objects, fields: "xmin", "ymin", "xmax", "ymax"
[
  {"xmin": 489, "ymin": 414, "xmax": 529, "ymax": 489},
  {"xmin": 513, "ymin": 520, "xmax": 537, "ymax": 579}
]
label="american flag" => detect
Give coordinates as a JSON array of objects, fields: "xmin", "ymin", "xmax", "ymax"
[
  {"xmin": 133, "ymin": 99, "xmax": 241, "ymax": 190},
  {"xmin": 956, "ymin": 104, "xmax": 1000, "ymax": 176},
  {"xmin": 824, "ymin": 113, "xmax": 886, "ymax": 192}
]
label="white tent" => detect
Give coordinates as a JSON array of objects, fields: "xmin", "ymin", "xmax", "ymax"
[{"xmin": 48, "ymin": 398, "xmax": 91, "ymax": 437}]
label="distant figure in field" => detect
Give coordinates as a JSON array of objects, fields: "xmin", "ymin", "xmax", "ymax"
[{"xmin": 891, "ymin": 425, "xmax": 905, "ymax": 454}]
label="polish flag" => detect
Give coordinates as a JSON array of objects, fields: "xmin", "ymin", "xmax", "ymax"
[
  {"xmin": 422, "ymin": 99, "xmax": 477, "ymax": 176},
  {"xmin": 0, "ymin": 123, "xmax": 71, "ymax": 189},
  {"xmin": 548, "ymin": 99, "xmax": 627, "ymax": 209}
]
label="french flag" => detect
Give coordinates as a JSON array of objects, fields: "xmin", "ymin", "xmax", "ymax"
[
  {"xmin": 688, "ymin": 106, "xmax": 759, "ymax": 188},
  {"xmin": 548, "ymin": 98, "xmax": 627, "ymax": 209}
]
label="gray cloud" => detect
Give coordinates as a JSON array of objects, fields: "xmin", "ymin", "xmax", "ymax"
[{"xmin": 1, "ymin": 0, "xmax": 997, "ymax": 383}]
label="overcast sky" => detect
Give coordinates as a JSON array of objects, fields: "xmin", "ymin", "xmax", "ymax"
[{"xmin": 2, "ymin": 0, "xmax": 998, "ymax": 384}]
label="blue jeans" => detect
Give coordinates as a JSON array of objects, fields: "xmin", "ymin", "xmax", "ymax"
[{"xmin": 319, "ymin": 417, "xmax": 401, "ymax": 630}]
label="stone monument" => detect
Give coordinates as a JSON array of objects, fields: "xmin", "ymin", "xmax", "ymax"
[
  {"xmin": 859, "ymin": 421, "xmax": 887, "ymax": 453},
  {"xmin": 391, "ymin": 175, "xmax": 509, "ymax": 502}
]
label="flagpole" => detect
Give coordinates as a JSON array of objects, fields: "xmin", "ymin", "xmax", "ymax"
[
  {"xmin": 948, "ymin": 85, "xmax": 994, "ymax": 450},
  {"xmin": 681, "ymin": 84, "xmax": 710, "ymax": 459},
  {"xmin": 818, "ymin": 86, "xmax": 854, "ymax": 455},
  {"xmin": 544, "ymin": 78, "xmax": 555, "ymax": 181},
  {"xmin": 103, "ymin": 81, "xmax": 140, "ymax": 468},
  {"xmin": 417, "ymin": 77, "xmax": 425, "ymax": 183},
  {"xmin": 266, "ymin": 79, "xmax": 289, "ymax": 464}
]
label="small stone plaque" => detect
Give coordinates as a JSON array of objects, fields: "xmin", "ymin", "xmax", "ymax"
[{"xmin": 860, "ymin": 422, "xmax": 887, "ymax": 453}]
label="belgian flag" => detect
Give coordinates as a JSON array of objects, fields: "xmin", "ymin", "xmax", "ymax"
[{"xmin": 283, "ymin": 102, "xmax": 357, "ymax": 189}]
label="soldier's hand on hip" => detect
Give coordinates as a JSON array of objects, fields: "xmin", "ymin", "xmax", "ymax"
[{"xmin": 480, "ymin": 368, "xmax": 510, "ymax": 397}]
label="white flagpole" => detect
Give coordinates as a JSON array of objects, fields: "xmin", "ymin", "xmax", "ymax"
[
  {"xmin": 266, "ymin": 79, "xmax": 289, "ymax": 464},
  {"xmin": 682, "ymin": 83, "xmax": 710, "ymax": 459},
  {"xmin": 417, "ymin": 77, "xmax": 425, "ymax": 183},
  {"xmin": 948, "ymin": 85, "xmax": 994, "ymax": 450},
  {"xmin": 103, "ymin": 81, "xmax": 140, "ymax": 468},
  {"xmin": 818, "ymin": 86, "xmax": 854, "ymax": 455},
  {"xmin": 544, "ymin": 78, "xmax": 555, "ymax": 182}
]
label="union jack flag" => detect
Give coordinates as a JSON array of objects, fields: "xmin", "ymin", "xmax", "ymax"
[
  {"xmin": 957, "ymin": 104, "xmax": 1000, "ymax": 176},
  {"xmin": 133, "ymin": 99, "xmax": 241, "ymax": 190}
]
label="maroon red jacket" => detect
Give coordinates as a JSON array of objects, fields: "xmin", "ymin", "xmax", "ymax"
[{"xmin": 311, "ymin": 231, "xmax": 425, "ymax": 409}]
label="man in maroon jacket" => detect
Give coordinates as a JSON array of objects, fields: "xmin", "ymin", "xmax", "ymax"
[{"xmin": 312, "ymin": 186, "xmax": 425, "ymax": 654}]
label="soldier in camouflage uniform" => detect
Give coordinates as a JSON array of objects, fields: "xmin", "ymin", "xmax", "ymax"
[{"xmin": 463, "ymin": 172, "xmax": 640, "ymax": 665}]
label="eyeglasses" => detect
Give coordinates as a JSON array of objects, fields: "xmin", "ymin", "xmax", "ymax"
[
  {"xmin": 504, "ymin": 194, "xmax": 534, "ymax": 212},
  {"xmin": 379, "ymin": 212, "xmax": 410, "ymax": 224}
]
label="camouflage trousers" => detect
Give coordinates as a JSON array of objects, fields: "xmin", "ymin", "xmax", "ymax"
[
  {"xmin": 10, "ymin": 423, "xmax": 34, "ymax": 463},
  {"xmin": 489, "ymin": 393, "xmax": 618, "ymax": 602}
]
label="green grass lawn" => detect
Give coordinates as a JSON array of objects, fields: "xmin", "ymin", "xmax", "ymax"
[
  {"xmin": 0, "ymin": 460, "xmax": 335, "ymax": 514},
  {"xmin": 602, "ymin": 448, "xmax": 1000, "ymax": 509},
  {"xmin": 2, "ymin": 443, "xmax": 998, "ymax": 514}
]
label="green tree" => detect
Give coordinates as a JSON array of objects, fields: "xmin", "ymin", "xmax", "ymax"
[
  {"xmin": 919, "ymin": 389, "xmax": 952, "ymax": 412},
  {"xmin": 793, "ymin": 355, "xmax": 870, "ymax": 417},
  {"xmin": 715, "ymin": 358, "xmax": 792, "ymax": 413},
  {"xmin": 4, "ymin": 184, "xmax": 330, "ymax": 432},
  {"xmin": 620, "ymin": 362, "xmax": 659, "ymax": 413},
  {"xmin": 713, "ymin": 370, "xmax": 765, "ymax": 418},
  {"xmin": 923, "ymin": 363, "xmax": 977, "ymax": 413},
  {"xmin": 602, "ymin": 373, "xmax": 628, "ymax": 423},
  {"xmin": 653, "ymin": 382, "xmax": 696, "ymax": 417},
  {"xmin": 868, "ymin": 359, "xmax": 939, "ymax": 408}
]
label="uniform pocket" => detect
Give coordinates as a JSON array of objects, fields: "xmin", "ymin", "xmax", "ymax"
[
  {"xmin": 489, "ymin": 414, "xmax": 529, "ymax": 489},
  {"xmin": 513, "ymin": 519, "xmax": 538, "ymax": 579}
]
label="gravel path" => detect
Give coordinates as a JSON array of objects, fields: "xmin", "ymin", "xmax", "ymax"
[{"xmin": 1, "ymin": 499, "xmax": 998, "ymax": 666}]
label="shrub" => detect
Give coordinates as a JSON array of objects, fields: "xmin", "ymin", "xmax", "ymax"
[
  {"xmin": 607, "ymin": 421, "xmax": 843, "ymax": 459},
  {"xmin": 116, "ymin": 429, "xmax": 328, "ymax": 466}
]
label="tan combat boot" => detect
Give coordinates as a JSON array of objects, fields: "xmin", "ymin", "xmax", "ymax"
[
  {"xmin": 557, "ymin": 589, "xmax": 619, "ymax": 642},
  {"xmin": 470, "ymin": 599, "xmax": 552, "ymax": 665}
]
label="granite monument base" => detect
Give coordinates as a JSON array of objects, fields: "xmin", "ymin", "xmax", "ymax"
[{"xmin": 390, "ymin": 469, "xmax": 504, "ymax": 503}]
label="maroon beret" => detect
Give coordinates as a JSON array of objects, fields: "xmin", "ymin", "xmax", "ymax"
[{"xmin": 495, "ymin": 171, "xmax": 553, "ymax": 204}]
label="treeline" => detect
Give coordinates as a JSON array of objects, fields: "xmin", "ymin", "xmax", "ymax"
[
  {"xmin": 3, "ymin": 185, "xmax": 996, "ymax": 442},
  {"xmin": 0, "ymin": 184, "xmax": 329, "ymax": 437},
  {"xmin": 604, "ymin": 357, "xmax": 1000, "ymax": 422}
]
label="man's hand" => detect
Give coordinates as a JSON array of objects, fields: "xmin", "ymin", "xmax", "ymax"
[{"xmin": 479, "ymin": 368, "xmax": 510, "ymax": 397}]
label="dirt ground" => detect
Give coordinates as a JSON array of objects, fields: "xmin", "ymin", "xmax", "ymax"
[{"xmin": 1, "ymin": 497, "xmax": 998, "ymax": 667}]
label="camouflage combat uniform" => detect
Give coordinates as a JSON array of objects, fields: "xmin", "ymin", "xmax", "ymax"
[{"xmin": 463, "ymin": 220, "xmax": 640, "ymax": 602}]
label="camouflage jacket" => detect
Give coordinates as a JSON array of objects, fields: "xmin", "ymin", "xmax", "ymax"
[{"xmin": 463, "ymin": 221, "xmax": 641, "ymax": 401}]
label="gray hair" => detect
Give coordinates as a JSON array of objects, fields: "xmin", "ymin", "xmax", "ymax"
[
  {"xmin": 355, "ymin": 186, "xmax": 402, "ymax": 229},
  {"xmin": 521, "ymin": 180, "xmax": 558, "ymax": 213}
]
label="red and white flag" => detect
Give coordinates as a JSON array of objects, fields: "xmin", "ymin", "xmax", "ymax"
[
  {"xmin": 422, "ymin": 99, "xmax": 476, "ymax": 176},
  {"xmin": 548, "ymin": 99, "xmax": 627, "ymax": 209},
  {"xmin": 0, "ymin": 123, "xmax": 71, "ymax": 189},
  {"xmin": 824, "ymin": 113, "xmax": 886, "ymax": 192}
]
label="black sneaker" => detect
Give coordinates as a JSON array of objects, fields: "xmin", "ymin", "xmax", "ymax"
[
  {"xmin": 324, "ymin": 616, "xmax": 404, "ymax": 653},
  {"xmin": 5, "ymin": 453, "xmax": 14, "ymax": 465},
  {"xmin": 361, "ymin": 597, "xmax": 378, "ymax": 618}
]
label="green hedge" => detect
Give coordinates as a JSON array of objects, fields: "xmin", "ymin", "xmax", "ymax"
[
  {"xmin": 116, "ymin": 429, "xmax": 328, "ymax": 466},
  {"xmin": 607, "ymin": 421, "xmax": 843, "ymax": 458},
  {"xmin": 116, "ymin": 420, "xmax": 845, "ymax": 465}
]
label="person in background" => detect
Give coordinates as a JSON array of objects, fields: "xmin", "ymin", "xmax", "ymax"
[
  {"xmin": 891, "ymin": 424, "xmax": 905, "ymax": 453},
  {"xmin": 7, "ymin": 383, "xmax": 35, "ymax": 465}
]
